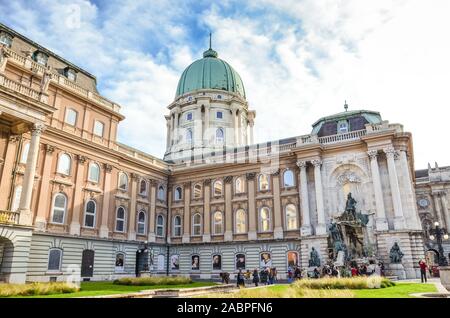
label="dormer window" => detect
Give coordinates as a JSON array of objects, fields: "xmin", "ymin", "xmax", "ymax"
[
  {"xmin": 0, "ymin": 31, "xmax": 13, "ymax": 47},
  {"xmin": 64, "ymin": 67, "xmax": 77, "ymax": 81},
  {"xmin": 338, "ymin": 121, "xmax": 349, "ymax": 133},
  {"xmin": 33, "ymin": 51, "xmax": 49, "ymax": 66}
]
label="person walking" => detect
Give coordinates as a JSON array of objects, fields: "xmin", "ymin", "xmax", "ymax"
[
  {"xmin": 252, "ymin": 268, "xmax": 260, "ymax": 287},
  {"xmin": 237, "ymin": 269, "xmax": 245, "ymax": 288},
  {"xmin": 419, "ymin": 259, "xmax": 428, "ymax": 283}
]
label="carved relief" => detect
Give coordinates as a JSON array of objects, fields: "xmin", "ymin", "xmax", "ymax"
[{"xmin": 336, "ymin": 171, "xmax": 361, "ymax": 185}]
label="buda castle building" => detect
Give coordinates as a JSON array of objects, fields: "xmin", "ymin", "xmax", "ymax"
[{"xmin": 0, "ymin": 23, "xmax": 448, "ymax": 283}]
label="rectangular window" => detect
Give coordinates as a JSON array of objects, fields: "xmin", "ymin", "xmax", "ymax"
[
  {"xmin": 216, "ymin": 111, "xmax": 223, "ymax": 119},
  {"xmin": 65, "ymin": 108, "xmax": 77, "ymax": 126},
  {"xmin": 186, "ymin": 112, "xmax": 193, "ymax": 121},
  {"xmin": 48, "ymin": 249, "xmax": 62, "ymax": 271},
  {"xmin": 93, "ymin": 120, "xmax": 104, "ymax": 137}
]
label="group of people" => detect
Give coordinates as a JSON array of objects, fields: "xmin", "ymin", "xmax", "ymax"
[
  {"xmin": 235, "ymin": 267, "xmax": 278, "ymax": 287},
  {"xmin": 350, "ymin": 261, "xmax": 385, "ymax": 277}
]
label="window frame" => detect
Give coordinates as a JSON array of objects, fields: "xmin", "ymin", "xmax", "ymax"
[
  {"xmin": 57, "ymin": 153, "xmax": 72, "ymax": 176},
  {"xmin": 139, "ymin": 179, "xmax": 148, "ymax": 196},
  {"xmin": 192, "ymin": 213, "xmax": 202, "ymax": 236},
  {"xmin": 283, "ymin": 169, "xmax": 295, "ymax": 188},
  {"xmin": 156, "ymin": 214, "xmax": 165, "ymax": 237},
  {"xmin": 173, "ymin": 215, "xmax": 182, "ymax": 237},
  {"xmin": 258, "ymin": 174, "xmax": 270, "ymax": 191},
  {"xmin": 93, "ymin": 120, "xmax": 105, "ymax": 137},
  {"xmin": 65, "ymin": 108, "xmax": 78, "ymax": 126},
  {"xmin": 193, "ymin": 183, "xmax": 202, "ymax": 199},
  {"xmin": 285, "ymin": 204, "xmax": 298, "ymax": 231},
  {"xmin": 50, "ymin": 192, "xmax": 67, "ymax": 225},
  {"xmin": 186, "ymin": 112, "xmax": 193, "ymax": 121},
  {"xmin": 88, "ymin": 162, "xmax": 100, "ymax": 183},
  {"xmin": 186, "ymin": 128, "xmax": 193, "ymax": 145},
  {"xmin": 157, "ymin": 185, "xmax": 165, "ymax": 201},
  {"xmin": 115, "ymin": 206, "xmax": 126, "ymax": 233},
  {"xmin": 115, "ymin": 252, "xmax": 125, "ymax": 272},
  {"xmin": 118, "ymin": 172, "xmax": 129, "ymax": 191},
  {"xmin": 212, "ymin": 211, "xmax": 223, "ymax": 235},
  {"xmin": 259, "ymin": 206, "xmax": 272, "ymax": 233},
  {"xmin": 213, "ymin": 180, "xmax": 223, "ymax": 197},
  {"xmin": 215, "ymin": 128, "xmax": 224, "ymax": 144},
  {"xmin": 84, "ymin": 200, "xmax": 97, "ymax": 228},
  {"xmin": 235, "ymin": 209, "xmax": 247, "ymax": 234},
  {"xmin": 47, "ymin": 248, "xmax": 63, "ymax": 272},
  {"xmin": 235, "ymin": 177, "xmax": 245, "ymax": 194},
  {"xmin": 137, "ymin": 210, "xmax": 147, "ymax": 235},
  {"xmin": 174, "ymin": 186, "xmax": 183, "ymax": 201},
  {"xmin": 216, "ymin": 111, "xmax": 223, "ymax": 119}
]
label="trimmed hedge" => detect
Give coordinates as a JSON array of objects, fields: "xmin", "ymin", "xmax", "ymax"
[
  {"xmin": 0, "ymin": 282, "xmax": 79, "ymax": 297},
  {"xmin": 113, "ymin": 276, "xmax": 192, "ymax": 286},
  {"xmin": 293, "ymin": 276, "xmax": 395, "ymax": 290}
]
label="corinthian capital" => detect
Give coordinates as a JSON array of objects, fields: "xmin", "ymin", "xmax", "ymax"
[
  {"xmin": 30, "ymin": 122, "xmax": 46, "ymax": 135},
  {"xmin": 296, "ymin": 160, "xmax": 307, "ymax": 169},
  {"xmin": 367, "ymin": 150, "xmax": 378, "ymax": 160},
  {"xmin": 383, "ymin": 147, "xmax": 396, "ymax": 158},
  {"xmin": 311, "ymin": 159, "xmax": 322, "ymax": 167}
]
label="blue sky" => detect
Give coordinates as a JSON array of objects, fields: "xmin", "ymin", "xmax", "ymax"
[{"xmin": 1, "ymin": 0, "xmax": 450, "ymax": 169}]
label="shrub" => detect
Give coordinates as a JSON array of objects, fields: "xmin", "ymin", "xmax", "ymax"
[
  {"xmin": 113, "ymin": 276, "xmax": 192, "ymax": 286},
  {"xmin": 292, "ymin": 276, "xmax": 394, "ymax": 290},
  {"xmin": 0, "ymin": 282, "xmax": 79, "ymax": 297}
]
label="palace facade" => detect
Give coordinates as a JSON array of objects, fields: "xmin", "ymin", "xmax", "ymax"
[{"xmin": 0, "ymin": 23, "xmax": 448, "ymax": 283}]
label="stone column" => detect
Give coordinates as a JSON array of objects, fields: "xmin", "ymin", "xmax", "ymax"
[
  {"xmin": 165, "ymin": 115, "xmax": 171, "ymax": 152},
  {"xmin": 248, "ymin": 120, "xmax": 254, "ymax": 145},
  {"xmin": 18, "ymin": 123, "xmax": 45, "ymax": 226},
  {"xmin": 432, "ymin": 192, "xmax": 444, "ymax": 227},
  {"xmin": 99, "ymin": 164, "xmax": 112, "ymax": 238},
  {"xmin": 127, "ymin": 173, "xmax": 138, "ymax": 241},
  {"xmin": 232, "ymin": 107, "xmax": 239, "ymax": 146},
  {"xmin": 246, "ymin": 173, "xmax": 257, "ymax": 240},
  {"xmin": 398, "ymin": 149, "xmax": 421, "ymax": 229},
  {"xmin": 224, "ymin": 176, "xmax": 233, "ymax": 241},
  {"xmin": 148, "ymin": 180, "xmax": 157, "ymax": 242},
  {"xmin": 440, "ymin": 192, "xmax": 450, "ymax": 231},
  {"xmin": 204, "ymin": 105, "xmax": 210, "ymax": 145},
  {"xmin": 69, "ymin": 155, "xmax": 86, "ymax": 235},
  {"xmin": 312, "ymin": 159, "xmax": 326, "ymax": 235},
  {"xmin": 35, "ymin": 144, "xmax": 55, "ymax": 230},
  {"xmin": 195, "ymin": 106, "xmax": 203, "ymax": 147},
  {"xmin": 0, "ymin": 135, "xmax": 19, "ymax": 210},
  {"xmin": 367, "ymin": 150, "xmax": 388, "ymax": 231},
  {"xmin": 237, "ymin": 111, "xmax": 242, "ymax": 146},
  {"xmin": 203, "ymin": 179, "xmax": 211, "ymax": 242},
  {"xmin": 182, "ymin": 182, "xmax": 191, "ymax": 243},
  {"xmin": 383, "ymin": 147, "xmax": 406, "ymax": 230},
  {"xmin": 272, "ymin": 169, "xmax": 283, "ymax": 239},
  {"xmin": 81, "ymin": 106, "xmax": 91, "ymax": 139},
  {"xmin": 173, "ymin": 109, "xmax": 180, "ymax": 146},
  {"xmin": 297, "ymin": 161, "xmax": 312, "ymax": 236}
]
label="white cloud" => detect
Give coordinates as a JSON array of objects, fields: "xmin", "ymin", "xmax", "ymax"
[{"xmin": 1, "ymin": 0, "xmax": 449, "ymax": 168}]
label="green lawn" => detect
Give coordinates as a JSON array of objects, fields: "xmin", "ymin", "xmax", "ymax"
[
  {"xmin": 15, "ymin": 281, "xmax": 216, "ymax": 298},
  {"xmin": 261, "ymin": 282, "xmax": 437, "ymax": 298}
]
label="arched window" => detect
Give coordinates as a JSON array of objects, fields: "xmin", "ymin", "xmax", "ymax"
[
  {"xmin": 11, "ymin": 185, "xmax": 22, "ymax": 212},
  {"xmin": 57, "ymin": 153, "xmax": 71, "ymax": 175},
  {"xmin": 118, "ymin": 172, "xmax": 128, "ymax": 190},
  {"xmin": 213, "ymin": 180, "xmax": 223, "ymax": 196},
  {"xmin": 285, "ymin": 204, "xmax": 298, "ymax": 230},
  {"xmin": 84, "ymin": 200, "xmax": 96, "ymax": 228},
  {"xmin": 258, "ymin": 174, "xmax": 269, "ymax": 191},
  {"xmin": 115, "ymin": 206, "xmax": 126, "ymax": 232},
  {"xmin": 48, "ymin": 248, "xmax": 62, "ymax": 271},
  {"xmin": 156, "ymin": 215, "xmax": 165, "ymax": 237},
  {"xmin": 213, "ymin": 211, "xmax": 223, "ymax": 235},
  {"xmin": 283, "ymin": 170, "xmax": 295, "ymax": 187},
  {"xmin": 192, "ymin": 213, "xmax": 202, "ymax": 236},
  {"xmin": 174, "ymin": 186, "xmax": 182, "ymax": 201},
  {"xmin": 173, "ymin": 215, "xmax": 182, "ymax": 237},
  {"xmin": 137, "ymin": 210, "xmax": 146, "ymax": 235},
  {"xmin": 186, "ymin": 128, "xmax": 193, "ymax": 145},
  {"xmin": 215, "ymin": 128, "xmax": 224, "ymax": 144},
  {"xmin": 51, "ymin": 193, "xmax": 67, "ymax": 224},
  {"xmin": 235, "ymin": 209, "xmax": 246, "ymax": 234},
  {"xmin": 88, "ymin": 163, "xmax": 100, "ymax": 183},
  {"xmin": 193, "ymin": 183, "xmax": 202, "ymax": 199},
  {"xmin": 157, "ymin": 185, "xmax": 165, "ymax": 200},
  {"xmin": 139, "ymin": 179, "xmax": 147, "ymax": 196},
  {"xmin": 260, "ymin": 207, "xmax": 271, "ymax": 232},
  {"xmin": 115, "ymin": 253, "xmax": 125, "ymax": 272},
  {"xmin": 20, "ymin": 142, "xmax": 29, "ymax": 164},
  {"xmin": 235, "ymin": 177, "xmax": 245, "ymax": 194}
]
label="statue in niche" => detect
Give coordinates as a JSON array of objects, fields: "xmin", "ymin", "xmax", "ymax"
[
  {"xmin": 389, "ymin": 242, "xmax": 404, "ymax": 264},
  {"xmin": 345, "ymin": 192, "xmax": 357, "ymax": 220},
  {"xmin": 0, "ymin": 44, "xmax": 10, "ymax": 74},
  {"xmin": 308, "ymin": 247, "xmax": 321, "ymax": 267},
  {"xmin": 39, "ymin": 66, "xmax": 52, "ymax": 93}
]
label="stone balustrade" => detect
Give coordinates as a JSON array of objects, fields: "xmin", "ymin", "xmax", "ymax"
[
  {"xmin": 4, "ymin": 47, "xmax": 122, "ymax": 114},
  {"xmin": 0, "ymin": 74, "xmax": 41, "ymax": 101},
  {"xmin": 0, "ymin": 210, "xmax": 20, "ymax": 225},
  {"xmin": 318, "ymin": 129, "xmax": 367, "ymax": 144}
]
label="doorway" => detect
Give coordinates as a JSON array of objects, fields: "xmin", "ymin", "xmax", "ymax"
[{"xmin": 81, "ymin": 249, "xmax": 95, "ymax": 278}]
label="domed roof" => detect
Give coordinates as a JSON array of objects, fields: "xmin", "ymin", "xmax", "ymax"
[{"xmin": 175, "ymin": 47, "xmax": 246, "ymax": 99}]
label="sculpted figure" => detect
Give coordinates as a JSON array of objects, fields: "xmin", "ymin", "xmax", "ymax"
[
  {"xmin": 345, "ymin": 192, "xmax": 357, "ymax": 220},
  {"xmin": 389, "ymin": 242, "xmax": 404, "ymax": 263},
  {"xmin": 0, "ymin": 44, "xmax": 10, "ymax": 74},
  {"xmin": 308, "ymin": 247, "xmax": 321, "ymax": 267},
  {"xmin": 39, "ymin": 66, "xmax": 52, "ymax": 93}
]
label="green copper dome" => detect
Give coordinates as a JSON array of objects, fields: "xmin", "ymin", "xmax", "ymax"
[{"xmin": 175, "ymin": 48, "xmax": 246, "ymax": 99}]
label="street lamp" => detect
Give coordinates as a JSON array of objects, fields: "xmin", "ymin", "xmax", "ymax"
[{"xmin": 429, "ymin": 222, "xmax": 449, "ymax": 266}]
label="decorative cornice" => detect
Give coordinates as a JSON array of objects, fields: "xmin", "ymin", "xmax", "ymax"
[
  {"xmin": 45, "ymin": 144, "xmax": 55, "ymax": 153},
  {"xmin": 76, "ymin": 155, "xmax": 87, "ymax": 164},
  {"xmin": 30, "ymin": 122, "xmax": 46, "ymax": 135},
  {"xmin": 383, "ymin": 146, "xmax": 396, "ymax": 158},
  {"xmin": 104, "ymin": 163, "xmax": 113, "ymax": 172},
  {"xmin": 296, "ymin": 161, "xmax": 307, "ymax": 169},
  {"xmin": 246, "ymin": 172, "xmax": 256, "ymax": 180},
  {"xmin": 130, "ymin": 172, "xmax": 140, "ymax": 180},
  {"xmin": 367, "ymin": 150, "xmax": 378, "ymax": 160},
  {"xmin": 311, "ymin": 159, "xmax": 322, "ymax": 167}
]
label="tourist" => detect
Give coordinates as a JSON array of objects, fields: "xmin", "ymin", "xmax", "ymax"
[
  {"xmin": 351, "ymin": 266, "xmax": 358, "ymax": 277},
  {"xmin": 379, "ymin": 262, "xmax": 385, "ymax": 277},
  {"xmin": 287, "ymin": 267, "xmax": 293, "ymax": 283},
  {"xmin": 273, "ymin": 267, "xmax": 278, "ymax": 283},
  {"xmin": 220, "ymin": 272, "xmax": 230, "ymax": 284},
  {"xmin": 367, "ymin": 261, "xmax": 376, "ymax": 276},
  {"xmin": 237, "ymin": 269, "xmax": 245, "ymax": 287},
  {"xmin": 419, "ymin": 259, "xmax": 428, "ymax": 283},
  {"xmin": 260, "ymin": 268, "xmax": 268, "ymax": 285},
  {"xmin": 268, "ymin": 268, "xmax": 274, "ymax": 285},
  {"xmin": 252, "ymin": 268, "xmax": 260, "ymax": 286},
  {"xmin": 244, "ymin": 269, "xmax": 251, "ymax": 280}
]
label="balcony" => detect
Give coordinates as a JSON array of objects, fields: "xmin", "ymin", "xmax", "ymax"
[{"xmin": 0, "ymin": 210, "xmax": 20, "ymax": 225}]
